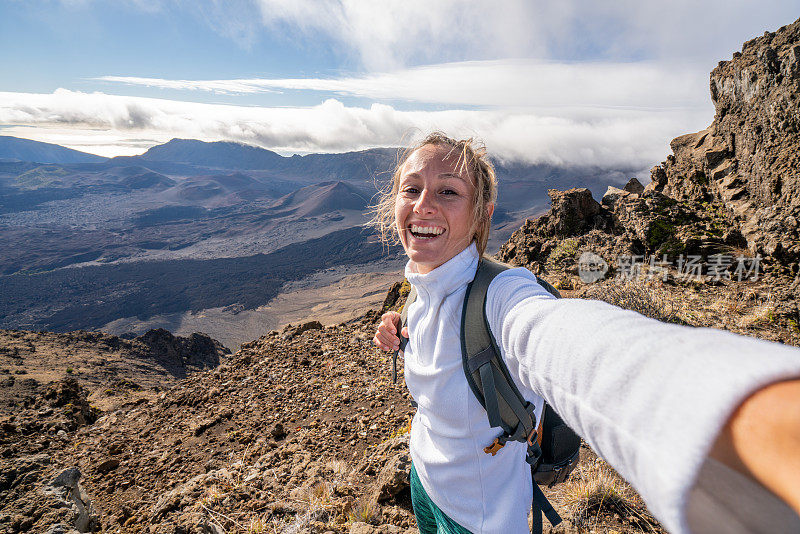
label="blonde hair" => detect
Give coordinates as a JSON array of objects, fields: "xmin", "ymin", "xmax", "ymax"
[{"xmin": 368, "ymin": 132, "xmax": 498, "ymax": 257}]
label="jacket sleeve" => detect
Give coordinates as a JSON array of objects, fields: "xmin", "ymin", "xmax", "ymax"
[{"xmin": 485, "ymin": 268, "xmax": 800, "ymax": 534}]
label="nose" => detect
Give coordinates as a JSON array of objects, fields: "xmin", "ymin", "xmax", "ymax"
[{"xmin": 413, "ymin": 188, "xmax": 437, "ymax": 215}]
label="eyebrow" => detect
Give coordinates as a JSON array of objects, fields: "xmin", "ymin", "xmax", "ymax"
[{"xmin": 403, "ymin": 172, "xmax": 468, "ymax": 182}]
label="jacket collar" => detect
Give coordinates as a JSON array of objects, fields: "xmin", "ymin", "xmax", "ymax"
[{"xmin": 404, "ymin": 243, "xmax": 479, "ymax": 300}]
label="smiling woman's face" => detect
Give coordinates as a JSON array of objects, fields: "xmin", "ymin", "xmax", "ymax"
[{"xmin": 395, "ymin": 144, "xmax": 489, "ymax": 274}]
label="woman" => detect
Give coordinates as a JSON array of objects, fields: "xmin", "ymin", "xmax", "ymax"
[{"xmin": 372, "ymin": 132, "xmax": 800, "ymax": 534}]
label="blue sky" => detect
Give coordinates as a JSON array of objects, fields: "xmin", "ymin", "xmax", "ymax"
[
  {"xmin": 2, "ymin": 2, "xmax": 346, "ymax": 101},
  {"xmin": 1, "ymin": 1, "xmax": 797, "ymax": 167}
]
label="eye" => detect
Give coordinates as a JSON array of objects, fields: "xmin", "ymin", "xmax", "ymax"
[
  {"xmin": 441, "ymin": 188, "xmax": 458, "ymax": 195},
  {"xmin": 400, "ymin": 186, "xmax": 419, "ymax": 194}
]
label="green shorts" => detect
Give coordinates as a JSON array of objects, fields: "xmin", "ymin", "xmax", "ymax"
[{"xmin": 410, "ymin": 464, "xmax": 472, "ymax": 534}]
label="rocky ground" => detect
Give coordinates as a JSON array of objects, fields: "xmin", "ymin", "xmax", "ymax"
[
  {"xmin": 0, "ymin": 328, "xmax": 229, "ymax": 414},
  {"xmin": 0, "ymin": 311, "xmax": 662, "ymax": 534},
  {"xmin": 497, "ymin": 185, "xmax": 800, "ymax": 348}
]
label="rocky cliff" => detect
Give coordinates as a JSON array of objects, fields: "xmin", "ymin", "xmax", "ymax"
[
  {"xmin": 499, "ymin": 19, "xmax": 800, "ymax": 344},
  {"xmin": 650, "ymin": 17, "xmax": 800, "ymax": 263}
]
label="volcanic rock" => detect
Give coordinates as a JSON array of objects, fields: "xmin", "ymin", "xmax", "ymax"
[
  {"xmin": 281, "ymin": 320, "xmax": 324, "ymax": 340},
  {"xmin": 138, "ymin": 328, "xmax": 226, "ymax": 374},
  {"xmin": 367, "ymin": 435, "xmax": 411, "ymax": 503},
  {"xmin": 43, "ymin": 378, "xmax": 100, "ymax": 429},
  {"xmin": 44, "ymin": 468, "xmax": 98, "ymax": 532}
]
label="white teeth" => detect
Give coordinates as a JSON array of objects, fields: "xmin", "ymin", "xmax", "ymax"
[{"xmin": 410, "ymin": 224, "xmax": 444, "ymax": 235}]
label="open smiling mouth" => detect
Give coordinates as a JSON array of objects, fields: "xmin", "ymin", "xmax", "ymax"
[{"xmin": 408, "ymin": 224, "xmax": 445, "ymax": 240}]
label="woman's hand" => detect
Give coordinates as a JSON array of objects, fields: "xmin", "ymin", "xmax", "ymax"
[
  {"xmin": 710, "ymin": 378, "xmax": 800, "ymax": 515},
  {"xmin": 373, "ymin": 311, "xmax": 409, "ymax": 353}
]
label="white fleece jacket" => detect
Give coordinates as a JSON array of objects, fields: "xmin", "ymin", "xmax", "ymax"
[{"xmin": 403, "ymin": 243, "xmax": 800, "ymax": 534}]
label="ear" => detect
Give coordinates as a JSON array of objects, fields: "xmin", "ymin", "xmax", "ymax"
[{"xmin": 486, "ymin": 202, "xmax": 495, "ymax": 220}]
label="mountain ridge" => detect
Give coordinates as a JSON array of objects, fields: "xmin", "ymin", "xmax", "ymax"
[
  {"xmin": 0, "ymin": 136, "xmax": 106, "ymax": 165},
  {"xmin": 137, "ymin": 138, "xmax": 285, "ymax": 169}
]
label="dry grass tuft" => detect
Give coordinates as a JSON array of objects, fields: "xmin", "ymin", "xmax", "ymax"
[
  {"xmin": 198, "ymin": 484, "xmax": 226, "ymax": 508},
  {"xmin": 306, "ymin": 482, "xmax": 334, "ymax": 509},
  {"xmin": 327, "ymin": 458, "xmax": 351, "ymax": 479},
  {"xmin": 348, "ymin": 496, "xmax": 378, "ymax": 524},
  {"xmin": 554, "ymin": 458, "xmax": 660, "ymax": 533},
  {"xmin": 246, "ymin": 515, "xmax": 270, "ymax": 533},
  {"xmin": 583, "ymin": 280, "xmax": 678, "ymax": 323}
]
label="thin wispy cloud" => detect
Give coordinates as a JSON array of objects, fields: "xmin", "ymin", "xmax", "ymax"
[
  {"xmin": 0, "ymin": 89, "xmax": 709, "ymax": 167},
  {"xmin": 251, "ymin": 0, "xmax": 545, "ymax": 70},
  {"xmin": 193, "ymin": 0, "xmax": 264, "ymax": 49},
  {"xmin": 97, "ymin": 59, "xmax": 710, "ymax": 110},
  {"xmin": 58, "ymin": 0, "xmax": 164, "ymax": 12},
  {"xmin": 99, "ymin": 76, "xmax": 277, "ymax": 95}
]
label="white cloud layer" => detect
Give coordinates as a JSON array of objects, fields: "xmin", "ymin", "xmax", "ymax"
[
  {"xmin": 0, "ymin": 89, "xmax": 712, "ymax": 167},
  {"xmin": 15, "ymin": 1, "xmax": 795, "ymax": 165},
  {"xmin": 98, "ymin": 58, "xmax": 710, "ymax": 110},
  {"xmin": 249, "ymin": 0, "xmax": 797, "ymax": 69}
]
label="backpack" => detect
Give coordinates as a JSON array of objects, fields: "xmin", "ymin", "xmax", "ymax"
[{"xmin": 394, "ymin": 256, "xmax": 582, "ymax": 534}]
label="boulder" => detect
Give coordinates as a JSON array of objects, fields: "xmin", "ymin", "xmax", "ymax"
[
  {"xmin": 623, "ymin": 177, "xmax": 645, "ymax": 195},
  {"xmin": 43, "ymin": 379, "xmax": 99, "ymax": 429},
  {"xmin": 282, "ymin": 320, "xmax": 324, "ymax": 340},
  {"xmin": 350, "ymin": 523, "xmax": 378, "ymax": 534},
  {"xmin": 95, "ymin": 458, "xmax": 120, "ymax": 474},
  {"xmin": 602, "ymin": 186, "xmax": 629, "ymax": 207},
  {"xmin": 137, "ymin": 328, "xmax": 228, "ymax": 376},
  {"xmin": 43, "ymin": 468, "xmax": 97, "ymax": 533},
  {"xmin": 546, "ymin": 188, "xmax": 602, "ymax": 237},
  {"xmin": 362, "ymin": 435, "xmax": 411, "ymax": 503}
]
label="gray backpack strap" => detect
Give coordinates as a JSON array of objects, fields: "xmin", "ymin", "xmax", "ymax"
[
  {"xmin": 393, "ymin": 285, "xmax": 416, "ymax": 384},
  {"xmin": 461, "ymin": 257, "xmax": 540, "ymax": 452},
  {"xmin": 463, "ymin": 257, "xmax": 567, "ymax": 533},
  {"xmin": 535, "ymin": 276, "xmax": 561, "ymax": 299}
]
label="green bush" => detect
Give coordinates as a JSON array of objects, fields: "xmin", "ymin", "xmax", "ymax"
[
  {"xmin": 550, "ymin": 239, "xmax": 580, "ymax": 264},
  {"xmin": 646, "ymin": 220, "xmax": 676, "ymax": 250}
]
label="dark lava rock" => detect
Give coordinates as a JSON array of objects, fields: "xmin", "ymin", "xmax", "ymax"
[{"xmin": 137, "ymin": 328, "xmax": 229, "ymax": 376}]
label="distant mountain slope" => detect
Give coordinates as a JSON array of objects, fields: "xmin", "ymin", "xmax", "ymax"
[
  {"xmin": 125, "ymin": 139, "xmax": 398, "ymax": 185},
  {"xmin": 0, "ymin": 136, "xmax": 106, "ymax": 164},
  {"xmin": 278, "ymin": 147, "xmax": 398, "ymax": 182},
  {"xmin": 109, "ymin": 166, "xmax": 177, "ymax": 190},
  {"xmin": 167, "ymin": 172, "xmax": 284, "ymax": 205},
  {"xmin": 137, "ymin": 138, "xmax": 285, "ymax": 169},
  {"xmin": 264, "ymin": 180, "xmax": 370, "ymax": 218},
  {"xmin": 1, "ymin": 136, "xmax": 631, "ymax": 207}
]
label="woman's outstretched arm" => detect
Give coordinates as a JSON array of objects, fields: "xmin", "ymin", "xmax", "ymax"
[
  {"xmin": 484, "ymin": 268, "xmax": 800, "ymax": 534},
  {"xmin": 710, "ymin": 378, "xmax": 800, "ymax": 515}
]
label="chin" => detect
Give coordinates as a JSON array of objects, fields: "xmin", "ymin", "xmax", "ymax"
[
  {"xmin": 403, "ymin": 239, "xmax": 470, "ymax": 272},
  {"xmin": 408, "ymin": 251, "xmax": 457, "ymax": 273}
]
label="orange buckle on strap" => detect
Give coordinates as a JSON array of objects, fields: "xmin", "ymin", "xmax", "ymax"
[
  {"xmin": 526, "ymin": 428, "xmax": 538, "ymax": 447},
  {"xmin": 484, "ymin": 438, "xmax": 505, "ymax": 456}
]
